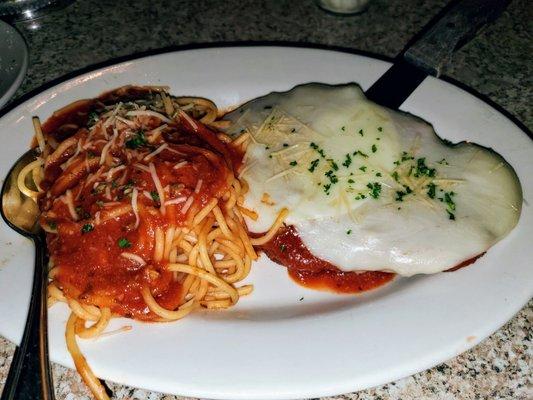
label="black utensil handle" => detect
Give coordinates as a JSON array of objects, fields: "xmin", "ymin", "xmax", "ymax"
[
  {"xmin": 404, "ymin": 0, "xmax": 511, "ymax": 77},
  {"xmin": 1, "ymin": 234, "xmax": 54, "ymax": 400}
]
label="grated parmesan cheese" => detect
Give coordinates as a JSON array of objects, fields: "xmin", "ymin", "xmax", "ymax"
[
  {"xmin": 121, "ymin": 252, "xmax": 146, "ymax": 266},
  {"xmin": 99, "ymin": 128, "xmax": 118, "ymax": 165},
  {"xmin": 173, "ymin": 161, "xmax": 188, "ymax": 170},
  {"xmin": 63, "ymin": 140, "xmax": 82, "ymax": 169},
  {"xmin": 164, "ymin": 197, "xmax": 187, "ymax": 206},
  {"xmin": 134, "ymin": 163, "xmax": 151, "ymax": 173},
  {"xmin": 149, "ymin": 162, "xmax": 166, "ymax": 214},
  {"xmin": 105, "ymin": 165, "xmax": 126, "ymax": 181},
  {"xmin": 131, "ymin": 188, "xmax": 140, "ymax": 229},
  {"xmin": 194, "ymin": 179, "xmax": 203, "ymax": 194},
  {"xmin": 115, "ymin": 116, "xmax": 137, "ymax": 128},
  {"xmin": 178, "ymin": 110, "xmax": 198, "ymax": 131},
  {"xmin": 180, "ymin": 195, "xmax": 194, "ymax": 214},
  {"xmin": 126, "ymin": 110, "xmax": 172, "ymax": 124},
  {"xmin": 144, "ymin": 143, "xmax": 168, "ymax": 161},
  {"xmin": 142, "ymin": 190, "xmax": 153, "ymax": 201},
  {"xmin": 63, "ymin": 189, "xmax": 78, "ymax": 221}
]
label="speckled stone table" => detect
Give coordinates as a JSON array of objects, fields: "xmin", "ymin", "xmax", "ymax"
[{"xmin": 1, "ymin": 0, "xmax": 531, "ymax": 399}]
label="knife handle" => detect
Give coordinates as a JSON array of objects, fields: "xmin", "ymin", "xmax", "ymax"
[{"xmin": 404, "ymin": 0, "xmax": 510, "ymax": 77}]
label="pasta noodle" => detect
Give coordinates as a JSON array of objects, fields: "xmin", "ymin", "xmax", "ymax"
[{"xmin": 11, "ymin": 86, "xmax": 287, "ymax": 400}]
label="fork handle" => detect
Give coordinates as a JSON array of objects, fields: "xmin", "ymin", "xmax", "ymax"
[{"xmin": 1, "ymin": 233, "xmax": 55, "ymax": 400}]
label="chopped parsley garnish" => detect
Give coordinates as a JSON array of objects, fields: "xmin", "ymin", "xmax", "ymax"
[
  {"xmin": 150, "ymin": 191, "xmax": 160, "ymax": 202},
  {"xmin": 395, "ymin": 191, "xmax": 407, "ymax": 202},
  {"xmin": 375, "ymin": 172, "xmax": 382, "ymax": 177},
  {"xmin": 81, "ymin": 224, "xmax": 94, "ymax": 234},
  {"xmin": 444, "ymin": 192, "xmax": 456, "ymax": 210},
  {"xmin": 359, "ymin": 165, "xmax": 367, "ymax": 172},
  {"xmin": 395, "ymin": 185, "xmax": 412, "ymax": 202},
  {"xmin": 341, "ymin": 126, "xmax": 346, "ymax": 131},
  {"xmin": 291, "ymin": 128, "xmax": 296, "ymax": 133},
  {"xmin": 371, "ymin": 144, "xmax": 377, "ymax": 153},
  {"xmin": 328, "ymin": 159, "xmax": 339, "ymax": 171},
  {"xmin": 323, "ymin": 183, "xmax": 332, "ymax": 194},
  {"xmin": 355, "ymin": 193, "xmax": 367, "ymax": 200},
  {"xmin": 75, "ymin": 206, "xmax": 90, "ymax": 220},
  {"xmin": 125, "ymin": 131, "xmax": 147, "ymax": 149},
  {"xmin": 289, "ymin": 161, "xmax": 298, "ymax": 166},
  {"xmin": 88, "ymin": 111, "xmax": 99, "ymax": 125},
  {"xmin": 353, "ymin": 150, "xmax": 369, "ymax": 158},
  {"xmin": 342, "ymin": 153, "xmax": 352, "ymax": 168},
  {"xmin": 346, "ymin": 229, "xmax": 352, "ymax": 235},
  {"xmin": 310, "ymin": 142, "xmax": 326, "ymax": 158},
  {"xmin": 283, "ymin": 143, "xmax": 289, "ymax": 147},
  {"xmin": 308, "ymin": 159, "xmax": 320, "ymax": 172},
  {"xmin": 280, "ymin": 244, "xmax": 287, "ymax": 252},
  {"xmin": 122, "ymin": 180, "xmax": 134, "ymax": 191},
  {"xmin": 414, "ymin": 157, "xmax": 436, "ymax": 178},
  {"xmin": 402, "ymin": 152, "xmax": 414, "ymax": 161},
  {"xmin": 358, "ymin": 129, "xmax": 364, "ymax": 136},
  {"xmin": 325, "ymin": 170, "xmax": 339, "ymax": 184},
  {"xmin": 437, "ymin": 158, "xmax": 449, "ymax": 165},
  {"xmin": 427, "ymin": 183, "xmax": 436, "ymax": 199},
  {"xmin": 348, "ymin": 178, "xmax": 355, "ymax": 184},
  {"xmin": 378, "ymin": 126, "xmax": 383, "ymax": 132},
  {"xmin": 118, "ymin": 238, "xmax": 132, "ymax": 248},
  {"xmin": 391, "ymin": 171, "xmax": 399, "ymax": 182},
  {"xmin": 367, "ymin": 182, "xmax": 382, "ymax": 199},
  {"xmin": 447, "ymin": 210, "xmax": 456, "ymax": 220}
]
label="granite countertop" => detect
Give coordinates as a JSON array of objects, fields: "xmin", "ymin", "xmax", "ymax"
[{"xmin": 0, "ymin": 0, "xmax": 531, "ymax": 399}]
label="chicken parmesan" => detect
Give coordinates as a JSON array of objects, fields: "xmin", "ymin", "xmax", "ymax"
[{"xmin": 224, "ymin": 83, "xmax": 522, "ymax": 291}]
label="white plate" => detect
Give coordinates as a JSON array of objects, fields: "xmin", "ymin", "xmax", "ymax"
[
  {"xmin": 0, "ymin": 46, "xmax": 531, "ymax": 400},
  {"xmin": 0, "ymin": 20, "xmax": 28, "ymax": 109}
]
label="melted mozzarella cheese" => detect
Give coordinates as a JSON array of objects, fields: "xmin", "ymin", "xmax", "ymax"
[{"xmin": 224, "ymin": 83, "xmax": 522, "ymax": 276}]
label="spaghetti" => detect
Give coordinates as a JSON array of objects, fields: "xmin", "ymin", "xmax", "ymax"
[{"xmin": 14, "ymin": 86, "xmax": 284, "ymax": 400}]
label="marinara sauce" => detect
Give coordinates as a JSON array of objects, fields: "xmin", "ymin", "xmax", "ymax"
[{"xmin": 259, "ymin": 226, "xmax": 395, "ymax": 294}]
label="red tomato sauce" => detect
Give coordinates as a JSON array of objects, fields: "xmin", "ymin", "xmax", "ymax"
[
  {"xmin": 41, "ymin": 87, "xmax": 242, "ymax": 321},
  {"xmin": 258, "ymin": 225, "xmax": 395, "ymax": 294},
  {"xmin": 50, "ymin": 211, "xmax": 181, "ymax": 320},
  {"xmin": 259, "ymin": 225, "xmax": 485, "ymax": 294},
  {"xmin": 445, "ymin": 253, "xmax": 485, "ymax": 271}
]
